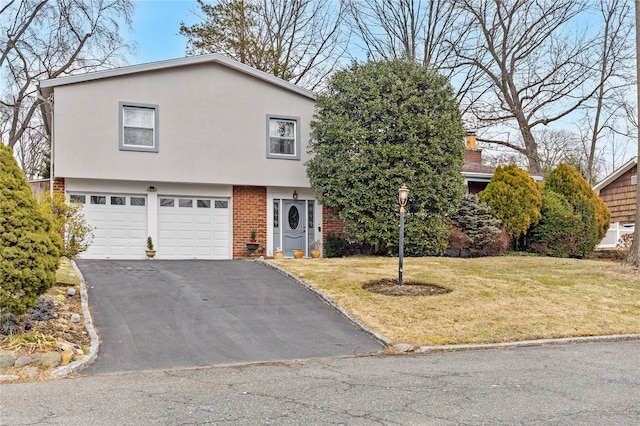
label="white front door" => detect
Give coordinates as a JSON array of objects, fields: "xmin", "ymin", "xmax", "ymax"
[{"xmin": 157, "ymin": 196, "xmax": 231, "ymax": 259}]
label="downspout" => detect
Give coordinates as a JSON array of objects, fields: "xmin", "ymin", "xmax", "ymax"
[
  {"xmin": 37, "ymin": 82, "xmax": 55, "ymax": 197},
  {"xmin": 49, "ymin": 94, "xmax": 54, "ymax": 197}
]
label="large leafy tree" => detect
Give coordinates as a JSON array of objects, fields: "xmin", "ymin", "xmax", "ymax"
[
  {"xmin": 0, "ymin": 144, "xmax": 61, "ymax": 317},
  {"xmin": 307, "ymin": 59, "xmax": 466, "ymax": 254}
]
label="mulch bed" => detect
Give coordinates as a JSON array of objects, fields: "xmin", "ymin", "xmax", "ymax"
[{"xmin": 362, "ymin": 278, "xmax": 452, "ymax": 297}]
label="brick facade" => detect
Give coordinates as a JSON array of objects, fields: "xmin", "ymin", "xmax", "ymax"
[
  {"xmin": 322, "ymin": 205, "xmax": 344, "ymax": 238},
  {"xmin": 599, "ymin": 164, "xmax": 637, "ymax": 224},
  {"xmin": 53, "ymin": 177, "xmax": 65, "ymax": 194},
  {"xmin": 464, "ymin": 149, "xmax": 482, "ymax": 165},
  {"xmin": 232, "ymin": 186, "xmax": 267, "ymax": 258}
]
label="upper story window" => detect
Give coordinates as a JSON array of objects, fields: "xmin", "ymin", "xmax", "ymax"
[
  {"xmin": 119, "ymin": 102, "xmax": 159, "ymax": 152},
  {"xmin": 266, "ymin": 115, "xmax": 300, "ymax": 160}
]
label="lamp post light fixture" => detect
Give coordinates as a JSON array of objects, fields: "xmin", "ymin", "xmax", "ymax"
[{"xmin": 398, "ymin": 184, "xmax": 409, "ymax": 286}]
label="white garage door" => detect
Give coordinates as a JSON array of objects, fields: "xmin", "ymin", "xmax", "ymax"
[
  {"xmin": 71, "ymin": 194, "xmax": 147, "ymax": 259},
  {"xmin": 158, "ymin": 196, "xmax": 231, "ymax": 259}
]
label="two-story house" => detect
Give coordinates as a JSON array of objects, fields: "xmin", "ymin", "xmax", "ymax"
[{"xmin": 39, "ymin": 54, "xmax": 319, "ymax": 260}]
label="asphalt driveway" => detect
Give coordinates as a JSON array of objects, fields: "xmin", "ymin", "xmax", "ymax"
[{"xmin": 76, "ymin": 260, "xmax": 383, "ymax": 374}]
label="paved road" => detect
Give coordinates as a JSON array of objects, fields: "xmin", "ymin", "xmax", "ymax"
[
  {"xmin": 1, "ymin": 341, "xmax": 638, "ymax": 425},
  {"xmin": 75, "ymin": 260, "xmax": 383, "ymax": 374}
]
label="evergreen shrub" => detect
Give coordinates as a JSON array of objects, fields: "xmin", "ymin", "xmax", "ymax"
[
  {"xmin": 545, "ymin": 163, "xmax": 610, "ymax": 240},
  {"xmin": 0, "ymin": 144, "xmax": 61, "ymax": 318},
  {"xmin": 527, "ymin": 189, "xmax": 577, "ymax": 257},
  {"xmin": 447, "ymin": 195, "xmax": 509, "ymax": 257},
  {"xmin": 325, "ymin": 233, "xmax": 349, "ymax": 258},
  {"xmin": 478, "ymin": 165, "xmax": 542, "ymax": 245}
]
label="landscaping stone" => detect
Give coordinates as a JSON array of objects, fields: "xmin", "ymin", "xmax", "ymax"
[
  {"xmin": 0, "ymin": 374, "xmax": 19, "ymax": 382},
  {"xmin": 36, "ymin": 351, "xmax": 62, "ymax": 368},
  {"xmin": 14, "ymin": 356, "xmax": 34, "ymax": 368},
  {"xmin": 61, "ymin": 349, "xmax": 74, "ymax": 366},
  {"xmin": 394, "ymin": 343, "xmax": 415, "ymax": 353},
  {"xmin": 71, "ymin": 313, "xmax": 81, "ymax": 323},
  {"xmin": 0, "ymin": 350, "xmax": 16, "ymax": 371},
  {"xmin": 67, "ymin": 288, "xmax": 76, "ymax": 297}
]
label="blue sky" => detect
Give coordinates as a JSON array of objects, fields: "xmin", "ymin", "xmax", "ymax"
[{"xmin": 128, "ymin": 0, "xmax": 200, "ymax": 64}]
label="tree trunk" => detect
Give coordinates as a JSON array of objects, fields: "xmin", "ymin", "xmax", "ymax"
[
  {"xmin": 625, "ymin": 0, "xmax": 640, "ymax": 268},
  {"xmin": 517, "ymin": 118, "xmax": 544, "ymax": 176}
]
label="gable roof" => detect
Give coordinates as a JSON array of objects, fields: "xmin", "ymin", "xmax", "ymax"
[
  {"xmin": 593, "ymin": 157, "xmax": 638, "ymax": 194},
  {"xmin": 39, "ymin": 53, "xmax": 316, "ymax": 100}
]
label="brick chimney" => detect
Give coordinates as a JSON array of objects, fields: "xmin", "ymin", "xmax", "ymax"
[{"xmin": 465, "ymin": 131, "xmax": 477, "ymax": 150}]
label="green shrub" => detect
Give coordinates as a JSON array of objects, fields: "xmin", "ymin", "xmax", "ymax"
[
  {"xmin": 324, "ymin": 233, "xmax": 349, "ymax": 258},
  {"xmin": 527, "ymin": 189, "xmax": 577, "ymax": 257},
  {"xmin": 0, "ymin": 144, "xmax": 61, "ymax": 317},
  {"xmin": 545, "ymin": 163, "xmax": 610, "ymax": 241},
  {"xmin": 447, "ymin": 195, "xmax": 509, "ymax": 257},
  {"xmin": 571, "ymin": 198, "xmax": 600, "ymax": 258},
  {"xmin": 527, "ymin": 188, "xmax": 600, "ymax": 259},
  {"xmin": 479, "ymin": 165, "xmax": 542, "ymax": 243},
  {"xmin": 40, "ymin": 192, "xmax": 93, "ymax": 259}
]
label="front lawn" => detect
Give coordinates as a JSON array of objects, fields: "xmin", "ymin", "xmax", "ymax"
[{"xmin": 271, "ymin": 256, "xmax": 640, "ymax": 346}]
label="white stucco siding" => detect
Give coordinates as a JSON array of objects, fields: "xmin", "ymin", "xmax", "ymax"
[{"xmin": 53, "ymin": 62, "xmax": 315, "ymax": 187}]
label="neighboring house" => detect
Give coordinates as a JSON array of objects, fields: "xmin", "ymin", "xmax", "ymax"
[
  {"xmin": 594, "ymin": 157, "xmax": 637, "ymax": 248},
  {"xmin": 462, "ymin": 132, "xmax": 496, "ymax": 195},
  {"xmin": 594, "ymin": 157, "xmax": 638, "ymax": 225},
  {"xmin": 39, "ymin": 54, "xmax": 320, "ymax": 260}
]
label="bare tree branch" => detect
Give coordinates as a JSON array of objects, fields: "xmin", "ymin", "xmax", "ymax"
[
  {"xmin": 453, "ymin": 0, "xmax": 599, "ymax": 175},
  {"xmin": 180, "ymin": 0, "xmax": 349, "ymax": 91},
  {"xmin": 1, "ymin": 0, "xmax": 134, "ymax": 179}
]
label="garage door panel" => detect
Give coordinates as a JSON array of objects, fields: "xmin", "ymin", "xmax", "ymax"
[
  {"xmin": 130, "ymin": 228, "xmax": 147, "ymax": 239},
  {"xmin": 158, "ymin": 196, "xmax": 230, "ymax": 260},
  {"xmin": 75, "ymin": 194, "xmax": 147, "ymax": 259},
  {"xmin": 109, "ymin": 211, "xmax": 130, "ymax": 222},
  {"xmin": 109, "ymin": 229, "xmax": 128, "ymax": 239},
  {"xmin": 197, "ymin": 230, "xmax": 212, "ymax": 239}
]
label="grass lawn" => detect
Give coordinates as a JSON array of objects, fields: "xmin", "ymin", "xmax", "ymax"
[
  {"xmin": 56, "ymin": 258, "xmax": 81, "ymax": 286},
  {"xmin": 270, "ymin": 256, "xmax": 640, "ymax": 346}
]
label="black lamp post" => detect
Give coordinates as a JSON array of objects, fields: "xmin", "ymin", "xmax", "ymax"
[{"xmin": 398, "ymin": 184, "xmax": 409, "ymax": 286}]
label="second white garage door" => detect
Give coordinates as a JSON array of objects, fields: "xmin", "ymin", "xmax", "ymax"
[{"xmin": 157, "ymin": 196, "xmax": 231, "ymax": 259}]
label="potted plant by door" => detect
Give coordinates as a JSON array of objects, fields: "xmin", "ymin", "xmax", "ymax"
[
  {"xmin": 273, "ymin": 247, "xmax": 284, "ymax": 259},
  {"xmin": 310, "ymin": 240, "xmax": 321, "ymax": 258},
  {"xmin": 246, "ymin": 230, "xmax": 259, "ymax": 257},
  {"xmin": 146, "ymin": 236, "xmax": 156, "ymax": 259},
  {"xmin": 292, "ymin": 248, "xmax": 304, "ymax": 259}
]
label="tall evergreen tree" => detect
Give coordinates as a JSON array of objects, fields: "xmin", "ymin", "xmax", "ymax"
[{"xmin": 307, "ymin": 59, "xmax": 466, "ymax": 254}]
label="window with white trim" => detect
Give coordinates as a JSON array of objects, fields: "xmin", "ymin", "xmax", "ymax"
[
  {"xmin": 632, "ymin": 175, "xmax": 637, "ymax": 185},
  {"xmin": 266, "ymin": 115, "xmax": 300, "ymax": 160},
  {"xmin": 120, "ymin": 102, "xmax": 159, "ymax": 152}
]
